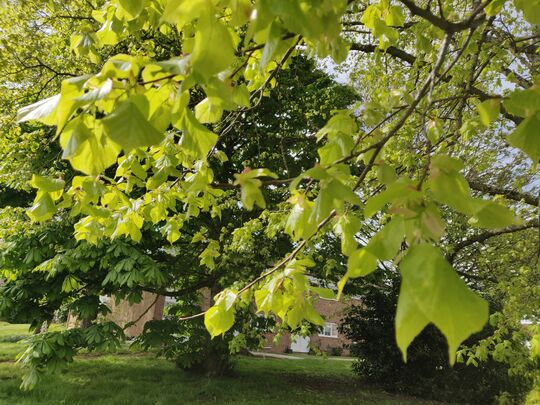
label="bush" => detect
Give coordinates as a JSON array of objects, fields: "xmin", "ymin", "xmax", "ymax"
[
  {"xmin": 136, "ymin": 299, "xmax": 272, "ymax": 375},
  {"xmin": 329, "ymin": 346, "xmax": 343, "ymax": 357},
  {"xmin": 340, "ymin": 279, "xmax": 530, "ymax": 404}
]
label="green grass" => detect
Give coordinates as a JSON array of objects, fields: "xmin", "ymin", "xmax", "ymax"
[
  {"xmin": 0, "ymin": 323, "xmax": 63, "ymax": 362},
  {"xmin": 0, "ymin": 323, "xmax": 442, "ymax": 404}
]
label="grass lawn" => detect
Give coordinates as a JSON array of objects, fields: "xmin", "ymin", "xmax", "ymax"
[{"xmin": 0, "ymin": 323, "xmax": 443, "ymax": 405}]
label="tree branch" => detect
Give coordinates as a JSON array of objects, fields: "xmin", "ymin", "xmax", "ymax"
[
  {"xmin": 449, "ymin": 219, "xmax": 539, "ymax": 262},
  {"xmin": 349, "ymin": 43, "xmax": 416, "ymax": 64},
  {"xmin": 399, "ymin": 0, "xmax": 486, "ymax": 33},
  {"xmin": 467, "ymin": 179, "xmax": 538, "ymax": 207}
]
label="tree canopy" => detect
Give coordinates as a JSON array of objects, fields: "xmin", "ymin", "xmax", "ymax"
[{"xmin": 0, "ymin": 0, "xmax": 538, "ymax": 397}]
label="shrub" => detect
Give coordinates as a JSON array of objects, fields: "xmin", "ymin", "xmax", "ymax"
[
  {"xmin": 329, "ymin": 346, "xmax": 343, "ymax": 357},
  {"xmin": 136, "ymin": 299, "xmax": 272, "ymax": 375}
]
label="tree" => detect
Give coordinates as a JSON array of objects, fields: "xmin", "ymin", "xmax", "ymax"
[
  {"xmin": 0, "ymin": 0, "xmax": 356, "ymax": 382},
  {"xmin": 1, "ymin": 0, "xmax": 539, "ymax": 396}
]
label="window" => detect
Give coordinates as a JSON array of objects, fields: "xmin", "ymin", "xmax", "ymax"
[{"xmin": 319, "ymin": 322, "xmax": 338, "ymax": 338}]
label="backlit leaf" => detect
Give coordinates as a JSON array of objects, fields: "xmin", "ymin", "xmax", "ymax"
[
  {"xmin": 101, "ymin": 96, "xmax": 164, "ymax": 151},
  {"xmin": 396, "ymin": 244, "xmax": 489, "ymax": 364}
]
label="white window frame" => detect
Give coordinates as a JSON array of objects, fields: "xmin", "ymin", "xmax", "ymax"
[{"xmin": 318, "ymin": 322, "xmax": 338, "ymax": 338}]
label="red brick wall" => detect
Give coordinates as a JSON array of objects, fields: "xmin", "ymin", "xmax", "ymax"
[
  {"xmin": 261, "ymin": 296, "xmax": 361, "ymax": 356},
  {"xmin": 104, "ymin": 288, "xmax": 360, "ymax": 355}
]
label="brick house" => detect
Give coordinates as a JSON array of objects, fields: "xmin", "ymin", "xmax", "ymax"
[
  {"xmin": 107, "ymin": 291, "xmax": 359, "ymax": 356},
  {"xmin": 260, "ymin": 295, "xmax": 360, "ymax": 356}
]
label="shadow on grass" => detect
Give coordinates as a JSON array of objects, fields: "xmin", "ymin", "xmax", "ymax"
[{"xmin": 0, "ymin": 354, "xmax": 442, "ymax": 405}]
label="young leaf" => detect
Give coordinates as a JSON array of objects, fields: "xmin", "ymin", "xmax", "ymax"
[
  {"xmin": 195, "ymin": 98, "xmax": 223, "ymax": 124},
  {"xmin": 514, "ymin": 0, "xmax": 540, "ymax": 25},
  {"xmin": 260, "ymin": 22, "xmax": 283, "ymax": 70},
  {"xmin": 191, "ymin": 12, "xmax": 235, "ymax": 80},
  {"xmin": 396, "ymin": 244, "xmax": 489, "ymax": 364},
  {"xmin": 101, "ymin": 96, "xmax": 164, "ymax": 151},
  {"xmin": 507, "ymin": 113, "xmax": 540, "ymax": 163},
  {"xmin": 29, "ymin": 175, "xmax": 65, "ymax": 193},
  {"xmin": 365, "ymin": 216, "xmax": 405, "ymax": 260},
  {"xmin": 27, "ymin": 193, "xmax": 56, "ymax": 222},
  {"xmin": 477, "ymin": 98, "xmax": 500, "ymax": 126},
  {"xmin": 17, "ymin": 94, "xmax": 61, "ymax": 125},
  {"xmin": 334, "ymin": 214, "xmax": 360, "ymax": 256},
  {"xmin": 118, "ymin": 0, "xmax": 145, "ymax": 20},
  {"xmin": 347, "ymin": 248, "xmax": 377, "ymax": 278},
  {"xmin": 204, "ymin": 305, "xmax": 235, "ymax": 338},
  {"xmin": 285, "ymin": 192, "xmax": 318, "ymax": 241},
  {"xmin": 177, "ymin": 109, "xmax": 218, "ymax": 160},
  {"xmin": 470, "ymin": 201, "xmax": 522, "ymax": 229},
  {"xmin": 61, "ymin": 115, "xmax": 121, "ymax": 175}
]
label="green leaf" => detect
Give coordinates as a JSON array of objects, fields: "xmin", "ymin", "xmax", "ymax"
[
  {"xmin": 17, "ymin": 94, "xmax": 61, "ymax": 125},
  {"xmin": 75, "ymin": 78, "xmax": 113, "ymax": 103},
  {"xmin": 318, "ymin": 132, "xmax": 354, "ymax": 166},
  {"xmin": 56, "ymin": 75, "xmax": 91, "ymax": 133},
  {"xmin": 255, "ymin": 288, "xmax": 274, "ymax": 315},
  {"xmin": 29, "ymin": 175, "xmax": 65, "ymax": 193},
  {"xmin": 215, "ymin": 290, "xmax": 237, "ymax": 311},
  {"xmin": 260, "ymin": 21, "xmax": 283, "ymax": 70},
  {"xmin": 161, "ymin": 0, "xmax": 208, "ymax": 27},
  {"xmin": 470, "ymin": 201, "xmax": 521, "ymax": 229},
  {"xmin": 311, "ymin": 179, "xmax": 361, "ymax": 223},
  {"xmin": 61, "ymin": 115, "xmax": 121, "ymax": 175},
  {"xmin": 195, "ymin": 98, "xmax": 223, "ymax": 124},
  {"xmin": 234, "ymin": 177, "xmax": 264, "ymax": 210},
  {"xmin": 118, "ymin": 0, "xmax": 145, "ymax": 20},
  {"xmin": 285, "ymin": 192, "xmax": 318, "ymax": 241},
  {"xmin": 177, "ymin": 109, "xmax": 218, "ymax": 160},
  {"xmin": 396, "ymin": 244, "xmax": 489, "ymax": 364},
  {"xmin": 286, "ymin": 305, "xmax": 304, "ymax": 329},
  {"xmin": 233, "ymin": 168, "xmax": 277, "ymax": 210},
  {"xmin": 514, "ymin": 0, "xmax": 540, "ymax": 25},
  {"xmin": 62, "ymin": 275, "xmax": 81, "ymax": 293},
  {"xmin": 385, "ymin": 6, "xmax": 405, "ymax": 27},
  {"xmin": 191, "ymin": 12, "xmax": 235, "ymax": 80},
  {"xmin": 377, "ymin": 163, "xmax": 397, "ymax": 185},
  {"xmin": 507, "ymin": 113, "xmax": 540, "ymax": 163},
  {"xmin": 27, "ymin": 193, "xmax": 56, "ymax": 222},
  {"xmin": 311, "ymin": 287, "xmax": 335, "ymax": 300},
  {"xmin": 477, "ymin": 98, "xmax": 500, "ymax": 126},
  {"xmin": 485, "ymin": 0, "xmax": 506, "ymax": 16},
  {"xmin": 204, "ymin": 305, "xmax": 235, "ymax": 338},
  {"xmin": 503, "ymin": 87, "xmax": 540, "ymax": 118},
  {"xmin": 347, "ymin": 248, "xmax": 377, "ymax": 278},
  {"xmin": 429, "ymin": 155, "xmax": 476, "ymax": 214},
  {"xmin": 101, "ymin": 96, "xmax": 164, "ymax": 151},
  {"xmin": 336, "ymin": 274, "xmax": 349, "ymax": 300},
  {"xmin": 316, "ymin": 110, "xmax": 357, "ymax": 141},
  {"xmin": 100, "ymin": 54, "xmax": 140, "ymax": 78},
  {"xmin": 364, "ymin": 180, "xmax": 418, "ymax": 219},
  {"xmin": 365, "ymin": 216, "xmax": 404, "ymax": 260},
  {"xmin": 334, "ymin": 214, "xmax": 360, "ymax": 256}
]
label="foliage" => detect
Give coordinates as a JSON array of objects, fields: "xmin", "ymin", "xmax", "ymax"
[
  {"xmin": 0, "ymin": 0, "xmax": 539, "ymax": 396},
  {"xmin": 135, "ymin": 296, "xmax": 272, "ymax": 374},
  {"xmin": 340, "ymin": 277, "xmax": 531, "ymax": 404}
]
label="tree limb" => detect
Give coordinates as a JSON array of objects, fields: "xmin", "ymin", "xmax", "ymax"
[
  {"xmin": 467, "ymin": 179, "xmax": 538, "ymax": 207},
  {"xmin": 448, "ymin": 219, "xmax": 539, "ymax": 262},
  {"xmin": 399, "ymin": 0, "xmax": 486, "ymax": 33},
  {"xmin": 349, "ymin": 43, "xmax": 416, "ymax": 64}
]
